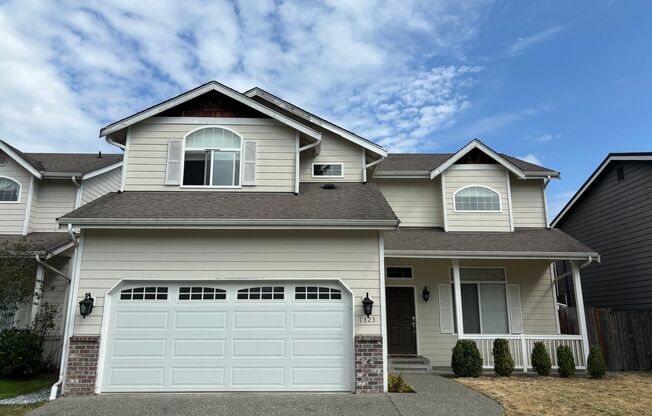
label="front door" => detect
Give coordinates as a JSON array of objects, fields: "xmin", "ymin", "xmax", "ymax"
[{"xmin": 386, "ymin": 287, "xmax": 417, "ymax": 355}]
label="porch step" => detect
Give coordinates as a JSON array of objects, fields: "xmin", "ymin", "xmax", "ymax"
[{"xmin": 388, "ymin": 356, "xmax": 431, "ymax": 373}]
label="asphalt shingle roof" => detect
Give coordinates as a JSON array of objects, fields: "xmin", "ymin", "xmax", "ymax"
[{"xmin": 0, "ymin": 232, "xmax": 74, "ymax": 254}]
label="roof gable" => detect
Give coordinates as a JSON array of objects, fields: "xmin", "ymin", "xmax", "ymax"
[
  {"xmin": 100, "ymin": 81, "xmax": 322, "ymax": 142},
  {"xmin": 430, "ymin": 139, "xmax": 527, "ymax": 179}
]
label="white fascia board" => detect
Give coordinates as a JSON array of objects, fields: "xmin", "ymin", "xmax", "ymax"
[
  {"xmin": 100, "ymin": 81, "xmax": 322, "ymax": 141},
  {"xmin": 551, "ymin": 154, "xmax": 652, "ymax": 227},
  {"xmin": 0, "ymin": 141, "xmax": 42, "ymax": 179},
  {"xmin": 245, "ymin": 88, "xmax": 387, "ymax": 157},
  {"xmin": 82, "ymin": 162, "xmax": 123, "ymax": 180},
  {"xmin": 384, "ymin": 249, "xmax": 599, "ymax": 260},
  {"xmin": 430, "ymin": 139, "xmax": 526, "ymax": 179}
]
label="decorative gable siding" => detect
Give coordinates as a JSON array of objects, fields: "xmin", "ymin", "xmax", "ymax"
[
  {"xmin": 0, "ymin": 156, "xmax": 32, "ymax": 234},
  {"xmin": 443, "ymin": 166, "xmax": 511, "ymax": 232},
  {"xmin": 300, "ymin": 132, "xmax": 364, "ymax": 182},
  {"xmin": 124, "ymin": 119, "xmax": 296, "ymax": 192},
  {"xmin": 32, "ymin": 180, "xmax": 77, "ymax": 232},
  {"xmin": 81, "ymin": 167, "xmax": 122, "ymax": 205},
  {"xmin": 511, "ymin": 177, "xmax": 547, "ymax": 227},
  {"xmin": 373, "ymin": 178, "xmax": 443, "ymax": 227}
]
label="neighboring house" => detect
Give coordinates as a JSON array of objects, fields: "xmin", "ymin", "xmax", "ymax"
[
  {"xmin": 552, "ymin": 153, "xmax": 652, "ymax": 311},
  {"xmin": 0, "ymin": 140, "xmax": 122, "ymax": 339},
  {"xmin": 54, "ymin": 81, "xmax": 596, "ymax": 396}
]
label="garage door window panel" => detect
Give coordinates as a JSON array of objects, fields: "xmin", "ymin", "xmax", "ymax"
[
  {"xmin": 295, "ymin": 286, "xmax": 342, "ymax": 300},
  {"xmin": 237, "ymin": 286, "xmax": 284, "ymax": 300},
  {"xmin": 178, "ymin": 287, "xmax": 226, "ymax": 301},
  {"xmin": 120, "ymin": 287, "xmax": 168, "ymax": 300}
]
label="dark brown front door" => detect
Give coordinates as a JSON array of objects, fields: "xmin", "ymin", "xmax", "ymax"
[{"xmin": 387, "ymin": 287, "xmax": 417, "ymax": 355}]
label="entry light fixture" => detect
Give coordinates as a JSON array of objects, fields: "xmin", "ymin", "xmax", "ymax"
[
  {"xmin": 422, "ymin": 287, "xmax": 431, "ymax": 302},
  {"xmin": 362, "ymin": 293, "xmax": 374, "ymax": 317},
  {"xmin": 79, "ymin": 293, "xmax": 94, "ymax": 319}
]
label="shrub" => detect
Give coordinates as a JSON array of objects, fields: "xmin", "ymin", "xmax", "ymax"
[
  {"xmin": 557, "ymin": 345, "xmax": 576, "ymax": 378},
  {"xmin": 0, "ymin": 329, "xmax": 42, "ymax": 378},
  {"xmin": 388, "ymin": 373, "xmax": 415, "ymax": 393},
  {"xmin": 531, "ymin": 341, "xmax": 552, "ymax": 376},
  {"xmin": 587, "ymin": 344, "xmax": 606, "ymax": 378},
  {"xmin": 493, "ymin": 338, "xmax": 514, "ymax": 376},
  {"xmin": 451, "ymin": 340, "xmax": 483, "ymax": 377}
]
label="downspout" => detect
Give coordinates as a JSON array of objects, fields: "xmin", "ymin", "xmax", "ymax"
[
  {"xmin": 295, "ymin": 140, "xmax": 320, "ymax": 194},
  {"xmin": 554, "ymin": 255, "xmax": 601, "ymax": 281},
  {"xmin": 105, "ymin": 136, "xmax": 126, "ymax": 151},
  {"xmin": 49, "ymin": 226, "xmax": 80, "ymax": 401},
  {"xmin": 71, "ymin": 176, "xmax": 81, "ymax": 209},
  {"xmin": 362, "ymin": 156, "xmax": 385, "ymax": 184}
]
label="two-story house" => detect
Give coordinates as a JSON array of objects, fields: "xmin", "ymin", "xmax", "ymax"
[
  {"xmin": 0, "ymin": 140, "xmax": 122, "ymax": 339},
  {"xmin": 54, "ymin": 81, "xmax": 597, "ymax": 396}
]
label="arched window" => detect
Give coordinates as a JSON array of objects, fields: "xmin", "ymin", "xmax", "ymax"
[
  {"xmin": 0, "ymin": 177, "xmax": 21, "ymax": 202},
  {"xmin": 453, "ymin": 185, "xmax": 501, "ymax": 212},
  {"xmin": 183, "ymin": 127, "xmax": 242, "ymax": 187}
]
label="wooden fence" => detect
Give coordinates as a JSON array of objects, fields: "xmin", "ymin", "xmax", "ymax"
[{"xmin": 559, "ymin": 306, "xmax": 652, "ymax": 371}]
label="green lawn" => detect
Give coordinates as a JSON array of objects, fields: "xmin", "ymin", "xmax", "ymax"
[
  {"xmin": 0, "ymin": 403, "xmax": 45, "ymax": 416},
  {"xmin": 0, "ymin": 375, "xmax": 56, "ymax": 400}
]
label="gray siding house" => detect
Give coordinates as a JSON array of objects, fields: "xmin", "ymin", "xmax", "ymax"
[{"xmin": 552, "ymin": 153, "xmax": 652, "ymax": 311}]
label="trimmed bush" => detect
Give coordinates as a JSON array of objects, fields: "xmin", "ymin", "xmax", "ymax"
[
  {"xmin": 557, "ymin": 345, "xmax": 576, "ymax": 378},
  {"xmin": 0, "ymin": 329, "xmax": 42, "ymax": 378},
  {"xmin": 587, "ymin": 345, "xmax": 606, "ymax": 378},
  {"xmin": 493, "ymin": 338, "xmax": 514, "ymax": 376},
  {"xmin": 388, "ymin": 373, "xmax": 415, "ymax": 393},
  {"xmin": 531, "ymin": 341, "xmax": 552, "ymax": 376},
  {"xmin": 451, "ymin": 340, "xmax": 483, "ymax": 377}
]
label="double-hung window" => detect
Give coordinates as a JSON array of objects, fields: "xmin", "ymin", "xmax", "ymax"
[
  {"xmin": 183, "ymin": 127, "xmax": 242, "ymax": 187},
  {"xmin": 451, "ymin": 268, "xmax": 509, "ymax": 334}
]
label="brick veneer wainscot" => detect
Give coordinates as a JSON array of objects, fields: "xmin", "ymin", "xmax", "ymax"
[
  {"xmin": 64, "ymin": 336, "xmax": 100, "ymax": 396},
  {"xmin": 354, "ymin": 335, "xmax": 384, "ymax": 393}
]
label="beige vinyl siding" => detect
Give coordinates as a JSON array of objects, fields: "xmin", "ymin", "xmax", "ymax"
[
  {"xmin": 28, "ymin": 180, "xmax": 39, "ymax": 232},
  {"xmin": 32, "ymin": 180, "xmax": 76, "ymax": 232},
  {"xmin": 374, "ymin": 178, "xmax": 443, "ymax": 227},
  {"xmin": 443, "ymin": 166, "xmax": 511, "ymax": 232},
  {"xmin": 73, "ymin": 229, "xmax": 382, "ymax": 336},
  {"xmin": 511, "ymin": 177, "xmax": 547, "ymax": 227},
  {"xmin": 125, "ymin": 119, "xmax": 296, "ymax": 192},
  {"xmin": 81, "ymin": 167, "xmax": 122, "ymax": 205},
  {"xmin": 0, "ymin": 157, "xmax": 32, "ymax": 234},
  {"xmin": 385, "ymin": 258, "xmax": 557, "ymax": 366},
  {"xmin": 300, "ymin": 132, "xmax": 363, "ymax": 182}
]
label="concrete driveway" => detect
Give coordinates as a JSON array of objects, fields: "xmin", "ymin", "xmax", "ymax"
[{"xmin": 29, "ymin": 374, "xmax": 502, "ymax": 416}]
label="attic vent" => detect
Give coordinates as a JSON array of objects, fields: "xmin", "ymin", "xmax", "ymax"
[
  {"xmin": 616, "ymin": 165, "xmax": 625, "ymax": 181},
  {"xmin": 322, "ymin": 183, "xmax": 337, "ymax": 190},
  {"xmin": 97, "ymin": 151, "xmax": 102, "ymax": 158}
]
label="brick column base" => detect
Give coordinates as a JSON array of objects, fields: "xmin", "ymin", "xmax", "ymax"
[
  {"xmin": 354, "ymin": 335, "xmax": 384, "ymax": 393},
  {"xmin": 64, "ymin": 336, "xmax": 100, "ymax": 396}
]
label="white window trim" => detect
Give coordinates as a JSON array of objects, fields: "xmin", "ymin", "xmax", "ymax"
[
  {"xmin": 0, "ymin": 175, "xmax": 22, "ymax": 204},
  {"xmin": 179, "ymin": 125, "xmax": 244, "ymax": 189},
  {"xmin": 452, "ymin": 185, "xmax": 502, "ymax": 213},
  {"xmin": 311, "ymin": 162, "xmax": 344, "ymax": 178},
  {"xmin": 385, "ymin": 265, "xmax": 414, "ymax": 280},
  {"xmin": 448, "ymin": 266, "xmax": 512, "ymax": 335},
  {"xmin": 0, "ymin": 154, "xmax": 8, "ymax": 167}
]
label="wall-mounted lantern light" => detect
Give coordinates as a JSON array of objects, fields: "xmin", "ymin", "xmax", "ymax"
[
  {"xmin": 422, "ymin": 287, "xmax": 430, "ymax": 302},
  {"xmin": 79, "ymin": 293, "xmax": 94, "ymax": 319},
  {"xmin": 362, "ymin": 293, "xmax": 374, "ymax": 317}
]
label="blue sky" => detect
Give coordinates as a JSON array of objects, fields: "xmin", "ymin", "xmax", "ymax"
[{"xmin": 0, "ymin": 0, "xmax": 649, "ymax": 217}]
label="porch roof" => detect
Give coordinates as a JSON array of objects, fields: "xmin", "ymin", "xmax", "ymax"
[
  {"xmin": 0, "ymin": 232, "xmax": 75, "ymax": 256},
  {"xmin": 384, "ymin": 227, "xmax": 598, "ymax": 260}
]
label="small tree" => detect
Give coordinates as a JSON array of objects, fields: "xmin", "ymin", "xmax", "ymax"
[
  {"xmin": 587, "ymin": 345, "xmax": 606, "ymax": 378},
  {"xmin": 451, "ymin": 340, "xmax": 483, "ymax": 377},
  {"xmin": 0, "ymin": 240, "xmax": 38, "ymax": 324},
  {"xmin": 557, "ymin": 345, "xmax": 576, "ymax": 377},
  {"xmin": 493, "ymin": 338, "xmax": 514, "ymax": 376},
  {"xmin": 32, "ymin": 304, "xmax": 61, "ymax": 372},
  {"xmin": 531, "ymin": 341, "xmax": 552, "ymax": 376},
  {"xmin": 0, "ymin": 329, "xmax": 42, "ymax": 378}
]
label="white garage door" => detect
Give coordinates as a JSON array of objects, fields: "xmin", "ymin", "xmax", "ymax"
[{"xmin": 100, "ymin": 281, "xmax": 353, "ymax": 392}]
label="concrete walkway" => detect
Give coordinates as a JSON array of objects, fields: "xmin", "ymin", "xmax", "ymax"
[{"xmin": 29, "ymin": 374, "xmax": 502, "ymax": 416}]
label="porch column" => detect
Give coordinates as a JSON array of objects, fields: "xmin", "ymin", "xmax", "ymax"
[
  {"xmin": 452, "ymin": 259, "xmax": 464, "ymax": 337},
  {"xmin": 571, "ymin": 261, "xmax": 590, "ymax": 361},
  {"xmin": 29, "ymin": 263, "xmax": 46, "ymax": 326}
]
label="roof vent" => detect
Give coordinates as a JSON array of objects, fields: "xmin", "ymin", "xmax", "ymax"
[
  {"xmin": 322, "ymin": 183, "xmax": 337, "ymax": 190},
  {"xmin": 97, "ymin": 151, "xmax": 102, "ymax": 158}
]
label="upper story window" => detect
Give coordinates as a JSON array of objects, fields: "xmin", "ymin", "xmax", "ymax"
[
  {"xmin": 386, "ymin": 266, "xmax": 413, "ymax": 279},
  {"xmin": 312, "ymin": 163, "xmax": 343, "ymax": 178},
  {"xmin": 0, "ymin": 177, "xmax": 21, "ymax": 203},
  {"xmin": 453, "ymin": 185, "xmax": 501, "ymax": 212},
  {"xmin": 183, "ymin": 127, "xmax": 242, "ymax": 187}
]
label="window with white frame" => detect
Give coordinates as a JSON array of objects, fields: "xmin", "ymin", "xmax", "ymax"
[
  {"xmin": 237, "ymin": 286, "xmax": 284, "ymax": 300},
  {"xmin": 451, "ymin": 268, "xmax": 509, "ymax": 334},
  {"xmin": 453, "ymin": 186, "xmax": 501, "ymax": 212},
  {"xmin": 178, "ymin": 287, "xmax": 226, "ymax": 300},
  {"xmin": 386, "ymin": 266, "xmax": 413, "ymax": 279},
  {"xmin": 120, "ymin": 287, "xmax": 168, "ymax": 300},
  {"xmin": 295, "ymin": 286, "xmax": 342, "ymax": 300},
  {"xmin": 312, "ymin": 163, "xmax": 343, "ymax": 177},
  {"xmin": 183, "ymin": 127, "xmax": 242, "ymax": 187},
  {"xmin": 0, "ymin": 177, "xmax": 20, "ymax": 202}
]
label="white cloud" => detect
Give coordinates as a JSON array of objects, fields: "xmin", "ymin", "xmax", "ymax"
[
  {"xmin": 523, "ymin": 132, "xmax": 562, "ymax": 142},
  {"xmin": 518, "ymin": 153, "xmax": 543, "ymax": 166},
  {"xmin": 508, "ymin": 26, "xmax": 564, "ymax": 57},
  {"xmin": 0, "ymin": 0, "xmax": 492, "ymax": 152}
]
